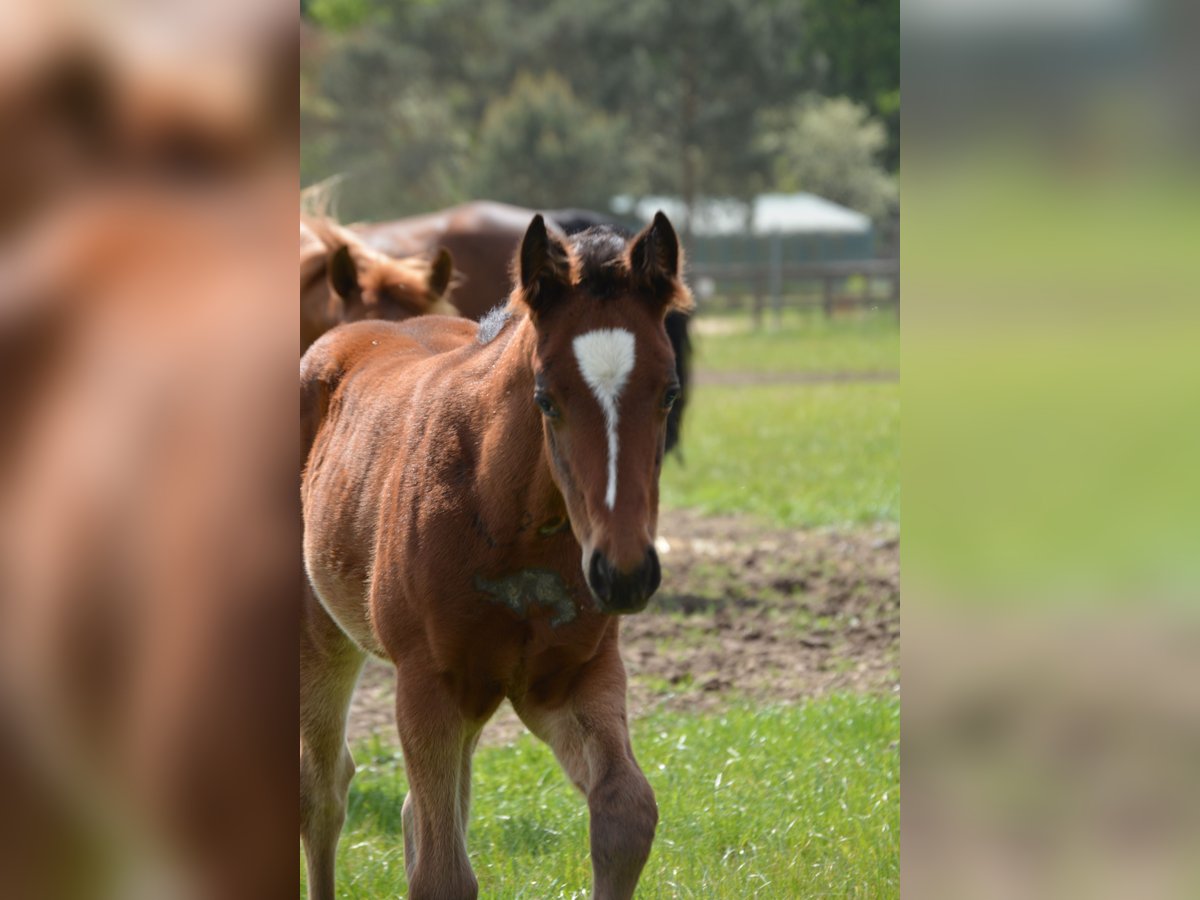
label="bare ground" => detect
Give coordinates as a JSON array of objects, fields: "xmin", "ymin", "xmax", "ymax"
[{"xmin": 348, "ymin": 507, "xmax": 899, "ymax": 747}]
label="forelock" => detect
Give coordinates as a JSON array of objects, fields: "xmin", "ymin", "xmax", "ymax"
[{"xmin": 570, "ymin": 227, "xmax": 633, "ymax": 300}]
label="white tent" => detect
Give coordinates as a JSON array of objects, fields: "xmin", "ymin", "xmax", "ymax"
[{"xmin": 612, "ymin": 192, "xmax": 871, "ymax": 236}]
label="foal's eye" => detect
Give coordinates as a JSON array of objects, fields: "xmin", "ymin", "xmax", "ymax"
[
  {"xmin": 662, "ymin": 387, "xmax": 681, "ymax": 411},
  {"xmin": 535, "ymin": 392, "xmax": 559, "ymax": 418}
]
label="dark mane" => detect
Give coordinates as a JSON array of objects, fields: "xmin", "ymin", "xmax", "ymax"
[{"xmin": 570, "ymin": 226, "xmax": 632, "ymax": 300}]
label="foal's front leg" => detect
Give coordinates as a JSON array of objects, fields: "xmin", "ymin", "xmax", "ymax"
[
  {"xmin": 516, "ymin": 646, "xmax": 658, "ymax": 900},
  {"xmin": 395, "ymin": 670, "xmax": 480, "ymax": 900}
]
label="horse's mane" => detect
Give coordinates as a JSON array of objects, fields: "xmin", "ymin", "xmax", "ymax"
[
  {"xmin": 300, "ymin": 175, "xmax": 344, "ymax": 221},
  {"xmin": 476, "ymin": 304, "xmax": 512, "ymax": 345}
]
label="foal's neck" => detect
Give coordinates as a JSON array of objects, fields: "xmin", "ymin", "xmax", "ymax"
[{"xmin": 476, "ymin": 317, "xmax": 568, "ymax": 537}]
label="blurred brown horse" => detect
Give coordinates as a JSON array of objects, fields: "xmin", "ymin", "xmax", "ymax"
[
  {"xmin": 356, "ymin": 202, "xmax": 692, "ymax": 452},
  {"xmin": 301, "ymin": 213, "xmax": 692, "ymax": 900},
  {"xmin": 1, "ymin": 181, "xmax": 298, "ymax": 900},
  {"xmin": 0, "ymin": 2, "xmax": 299, "ymax": 895},
  {"xmin": 300, "ymin": 216, "xmax": 455, "ymax": 353}
]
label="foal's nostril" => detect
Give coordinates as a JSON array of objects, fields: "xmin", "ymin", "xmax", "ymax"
[
  {"xmin": 642, "ymin": 545, "xmax": 662, "ymax": 598},
  {"xmin": 587, "ymin": 551, "xmax": 612, "ymax": 603}
]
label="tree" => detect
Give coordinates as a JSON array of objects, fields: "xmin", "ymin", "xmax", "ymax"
[
  {"xmin": 530, "ymin": 0, "xmax": 812, "ymax": 230},
  {"xmin": 301, "ymin": 29, "xmax": 471, "ymax": 219},
  {"xmin": 469, "ymin": 72, "xmax": 628, "ymax": 210},
  {"xmin": 299, "ymin": 0, "xmax": 899, "ymax": 220},
  {"xmin": 758, "ymin": 95, "xmax": 898, "ymax": 223},
  {"xmin": 802, "ymin": 0, "xmax": 900, "ymax": 169}
]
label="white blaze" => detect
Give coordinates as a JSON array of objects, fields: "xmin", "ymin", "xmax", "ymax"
[{"xmin": 572, "ymin": 328, "xmax": 636, "ymax": 509}]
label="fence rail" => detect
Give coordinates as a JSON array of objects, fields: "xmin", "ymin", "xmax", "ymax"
[{"xmin": 688, "ymin": 258, "xmax": 899, "ymax": 326}]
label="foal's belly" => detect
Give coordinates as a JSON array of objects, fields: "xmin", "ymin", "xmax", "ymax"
[{"xmin": 306, "ymin": 564, "xmax": 387, "ymax": 657}]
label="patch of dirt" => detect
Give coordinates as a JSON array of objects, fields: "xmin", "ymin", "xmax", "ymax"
[
  {"xmin": 347, "ymin": 508, "xmax": 899, "ymax": 747},
  {"xmin": 691, "ymin": 317, "xmax": 749, "ymax": 337}
]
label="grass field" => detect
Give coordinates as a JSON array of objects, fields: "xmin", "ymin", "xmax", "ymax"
[
  {"xmin": 693, "ymin": 308, "xmax": 899, "ymax": 375},
  {"xmin": 660, "ymin": 308, "xmax": 900, "ymax": 529},
  {"xmin": 307, "ymin": 696, "xmax": 898, "ymax": 899},
  {"xmin": 662, "ymin": 382, "xmax": 899, "ymax": 527}
]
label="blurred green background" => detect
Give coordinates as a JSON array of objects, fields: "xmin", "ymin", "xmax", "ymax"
[{"xmin": 903, "ymin": 5, "xmax": 1200, "ymax": 900}]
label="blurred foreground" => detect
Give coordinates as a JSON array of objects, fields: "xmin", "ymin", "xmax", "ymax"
[
  {"xmin": 0, "ymin": 2, "xmax": 298, "ymax": 897},
  {"xmin": 904, "ymin": 1, "xmax": 1200, "ymax": 897}
]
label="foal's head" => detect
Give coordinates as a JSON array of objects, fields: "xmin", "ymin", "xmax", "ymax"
[
  {"xmin": 303, "ymin": 216, "xmax": 456, "ymax": 338},
  {"xmin": 326, "ymin": 238, "xmax": 456, "ymax": 324},
  {"xmin": 513, "ymin": 213, "xmax": 693, "ymax": 614}
]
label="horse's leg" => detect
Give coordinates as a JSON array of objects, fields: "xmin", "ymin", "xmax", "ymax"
[
  {"xmin": 395, "ymin": 670, "xmax": 479, "ymax": 900},
  {"xmin": 299, "ymin": 584, "xmax": 365, "ymax": 900},
  {"xmin": 459, "ymin": 729, "xmax": 481, "ymax": 836},
  {"xmin": 400, "ymin": 726, "xmax": 478, "ymax": 883},
  {"xmin": 515, "ymin": 644, "xmax": 657, "ymax": 900}
]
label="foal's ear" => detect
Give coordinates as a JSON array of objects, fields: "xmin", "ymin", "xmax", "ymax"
[
  {"xmin": 630, "ymin": 211, "xmax": 680, "ymax": 281},
  {"xmin": 629, "ymin": 211, "xmax": 692, "ymax": 314},
  {"xmin": 516, "ymin": 214, "xmax": 572, "ymax": 316},
  {"xmin": 428, "ymin": 247, "xmax": 454, "ymax": 299},
  {"xmin": 327, "ymin": 244, "xmax": 362, "ymax": 302}
]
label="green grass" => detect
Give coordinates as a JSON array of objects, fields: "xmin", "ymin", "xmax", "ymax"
[
  {"xmin": 304, "ymin": 696, "xmax": 899, "ymax": 898},
  {"xmin": 663, "ymin": 383, "xmax": 899, "ymax": 527},
  {"xmin": 692, "ymin": 308, "xmax": 899, "ymax": 375}
]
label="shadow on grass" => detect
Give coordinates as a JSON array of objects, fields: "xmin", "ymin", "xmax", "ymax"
[
  {"xmin": 346, "ymin": 783, "xmax": 405, "ymax": 834},
  {"xmin": 487, "ymin": 816, "xmax": 570, "ymax": 858},
  {"xmin": 346, "ymin": 784, "xmax": 571, "ymax": 861}
]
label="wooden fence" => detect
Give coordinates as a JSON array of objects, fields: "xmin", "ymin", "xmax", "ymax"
[{"xmin": 688, "ymin": 258, "xmax": 900, "ymax": 327}]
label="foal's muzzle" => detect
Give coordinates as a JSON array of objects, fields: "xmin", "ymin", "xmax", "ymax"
[{"xmin": 587, "ymin": 546, "xmax": 661, "ymax": 614}]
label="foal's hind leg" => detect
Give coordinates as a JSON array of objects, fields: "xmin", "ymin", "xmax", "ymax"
[
  {"xmin": 515, "ymin": 640, "xmax": 657, "ymax": 900},
  {"xmin": 394, "ymin": 669, "xmax": 481, "ymax": 900},
  {"xmin": 299, "ymin": 585, "xmax": 365, "ymax": 900}
]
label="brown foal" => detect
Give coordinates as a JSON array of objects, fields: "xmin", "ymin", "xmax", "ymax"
[{"xmin": 300, "ymin": 212, "xmax": 692, "ymax": 899}]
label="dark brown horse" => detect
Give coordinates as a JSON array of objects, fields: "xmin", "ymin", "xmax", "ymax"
[
  {"xmin": 300, "ymin": 215, "xmax": 455, "ymax": 353},
  {"xmin": 355, "ymin": 202, "xmax": 692, "ymax": 453},
  {"xmin": 300, "ymin": 212, "xmax": 692, "ymax": 899}
]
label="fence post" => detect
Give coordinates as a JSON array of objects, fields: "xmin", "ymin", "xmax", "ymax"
[
  {"xmin": 752, "ymin": 272, "xmax": 765, "ymax": 330},
  {"xmin": 768, "ymin": 229, "xmax": 783, "ymax": 330},
  {"xmin": 823, "ymin": 275, "xmax": 835, "ymax": 318}
]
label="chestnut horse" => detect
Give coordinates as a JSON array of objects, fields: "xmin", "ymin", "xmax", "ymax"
[
  {"xmin": 355, "ymin": 202, "xmax": 692, "ymax": 453},
  {"xmin": 300, "ymin": 215, "xmax": 455, "ymax": 353},
  {"xmin": 300, "ymin": 212, "xmax": 692, "ymax": 899}
]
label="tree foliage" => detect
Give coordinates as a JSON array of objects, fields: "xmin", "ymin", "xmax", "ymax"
[
  {"xmin": 300, "ymin": 0, "xmax": 898, "ymax": 222},
  {"xmin": 802, "ymin": 0, "xmax": 900, "ymax": 169},
  {"xmin": 758, "ymin": 95, "xmax": 897, "ymax": 224},
  {"xmin": 470, "ymin": 73, "xmax": 628, "ymax": 210}
]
